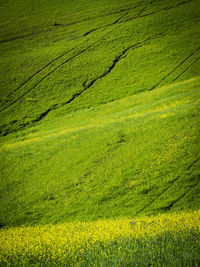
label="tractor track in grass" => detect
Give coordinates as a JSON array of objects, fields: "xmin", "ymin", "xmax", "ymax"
[
  {"xmin": 63, "ymin": 28, "xmax": 199, "ymax": 109},
  {"xmin": 82, "ymin": 0, "xmax": 149, "ymax": 37},
  {"xmin": 172, "ymin": 56, "xmax": 200, "ymax": 82},
  {"xmin": 62, "ymin": 32, "xmax": 166, "ymax": 106},
  {"xmin": 127, "ymin": 0, "xmax": 192, "ymax": 22},
  {"xmin": 3, "ymin": 23, "xmax": 197, "ymax": 115},
  {"xmin": 1, "ymin": 86, "xmax": 196, "ymax": 141},
  {"xmin": 0, "ymin": 0, "xmax": 151, "ymax": 114},
  {"xmin": 82, "ymin": 10, "xmax": 131, "ymax": 37},
  {"xmin": 0, "ymin": 0, "xmax": 197, "ymax": 135},
  {"xmin": 0, "ymin": 0, "xmax": 165, "ymax": 118},
  {"xmin": 0, "ymin": 0, "xmax": 146, "ymax": 44},
  {"xmin": 0, "ymin": 26, "xmax": 191, "ymax": 132},
  {"xmin": 5, "ymin": 47, "xmax": 76, "ymax": 98},
  {"xmin": 162, "ymin": 180, "xmax": 200, "ymax": 211},
  {"xmin": 136, "ymin": 155, "xmax": 200, "ymax": 215},
  {"xmin": 0, "ymin": 42, "xmax": 96, "ymax": 113},
  {"xmin": 0, "ymin": 0, "xmax": 149, "ymax": 136},
  {"xmin": 26, "ymin": 31, "xmax": 167, "ymax": 122},
  {"xmin": 0, "ymin": 29, "xmax": 117, "ymax": 113},
  {"xmin": 2, "ymin": 31, "xmax": 166, "ymax": 129},
  {"xmin": 149, "ymin": 46, "xmax": 200, "ymax": 91},
  {"xmin": 3, "ymin": 0, "xmax": 147, "ymax": 100},
  {"xmin": 77, "ymin": 0, "xmax": 191, "ymax": 38},
  {"xmin": 0, "ymin": 10, "xmax": 130, "ymax": 44}
]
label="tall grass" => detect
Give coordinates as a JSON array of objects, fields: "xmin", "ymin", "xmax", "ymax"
[{"xmin": 0, "ymin": 210, "xmax": 199, "ymax": 266}]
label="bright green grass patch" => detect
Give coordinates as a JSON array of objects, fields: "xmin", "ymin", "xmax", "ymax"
[
  {"xmin": 0, "ymin": 210, "xmax": 199, "ymax": 266},
  {"xmin": 0, "ymin": 0, "xmax": 200, "ymax": 230},
  {"xmin": 0, "ymin": 0, "xmax": 200, "ymax": 135},
  {"xmin": 0, "ymin": 77, "xmax": 199, "ymax": 226}
]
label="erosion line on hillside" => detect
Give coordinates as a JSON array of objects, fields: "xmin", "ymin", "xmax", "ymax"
[
  {"xmin": 1, "ymin": 122, "xmax": 29, "ymax": 136},
  {"xmin": 2, "ymin": 0, "xmax": 146, "ymax": 105},
  {"xmin": 4, "ymin": 0, "xmax": 147, "ymax": 99},
  {"xmin": 32, "ymin": 105, "xmax": 57, "ymax": 123},
  {"xmin": 1, "ymin": 31, "xmax": 165, "ymax": 120},
  {"xmin": 1, "ymin": 104, "xmax": 58, "ymax": 136},
  {"xmin": 136, "ymin": 156, "xmax": 200, "ymax": 215},
  {"xmin": 1, "ymin": 0, "xmax": 147, "ymax": 109},
  {"xmin": 0, "ymin": 43, "xmax": 107, "ymax": 113},
  {"xmin": 62, "ymin": 32, "xmax": 166, "ymax": 106},
  {"xmin": 172, "ymin": 57, "xmax": 200, "ymax": 82},
  {"xmin": 0, "ymin": 25, "xmax": 121, "ymax": 113},
  {"xmin": 0, "ymin": 0, "xmax": 148, "ymax": 114},
  {"xmin": 0, "ymin": 46, "xmax": 93, "ymax": 113},
  {"xmin": 10, "ymin": 32, "xmax": 166, "ymax": 123},
  {"xmin": 149, "ymin": 46, "xmax": 200, "ymax": 91},
  {"xmin": 1, "ymin": 0, "xmax": 147, "ymax": 105}
]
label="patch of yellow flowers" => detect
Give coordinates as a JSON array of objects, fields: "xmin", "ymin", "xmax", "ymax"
[{"xmin": 0, "ymin": 210, "xmax": 200, "ymax": 265}]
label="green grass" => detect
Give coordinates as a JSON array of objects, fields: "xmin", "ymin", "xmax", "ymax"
[
  {"xmin": 0, "ymin": 0, "xmax": 200, "ymax": 230},
  {"xmin": 1, "ymin": 0, "xmax": 200, "ymax": 265},
  {"xmin": 0, "ymin": 77, "xmax": 199, "ymax": 226},
  {"xmin": 1, "ymin": 0, "xmax": 200, "ymax": 135}
]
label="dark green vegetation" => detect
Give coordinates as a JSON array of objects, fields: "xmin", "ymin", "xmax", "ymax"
[
  {"xmin": 0, "ymin": 0, "xmax": 200, "ymax": 227},
  {"xmin": 62, "ymin": 230, "xmax": 200, "ymax": 266}
]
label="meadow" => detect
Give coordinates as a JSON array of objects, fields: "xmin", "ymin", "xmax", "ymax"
[
  {"xmin": 0, "ymin": 210, "xmax": 200, "ymax": 266},
  {"xmin": 0, "ymin": 0, "xmax": 200, "ymax": 265}
]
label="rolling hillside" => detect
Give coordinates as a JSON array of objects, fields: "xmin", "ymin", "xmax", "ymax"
[
  {"xmin": 0, "ymin": 0, "xmax": 200, "ymax": 228},
  {"xmin": 1, "ymin": 0, "xmax": 200, "ymax": 265}
]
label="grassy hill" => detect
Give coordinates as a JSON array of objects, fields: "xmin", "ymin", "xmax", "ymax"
[
  {"xmin": 1, "ymin": 76, "xmax": 200, "ymax": 226},
  {"xmin": 0, "ymin": 0, "xmax": 200, "ymax": 265}
]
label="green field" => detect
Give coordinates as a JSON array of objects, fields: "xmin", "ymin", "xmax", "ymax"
[{"xmin": 0, "ymin": 0, "xmax": 200, "ymax": 265}]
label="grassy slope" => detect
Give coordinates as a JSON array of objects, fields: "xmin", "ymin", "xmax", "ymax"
[{"xmin": 0, "ymin": 0, "xmax": 200, "ymax": 226}]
